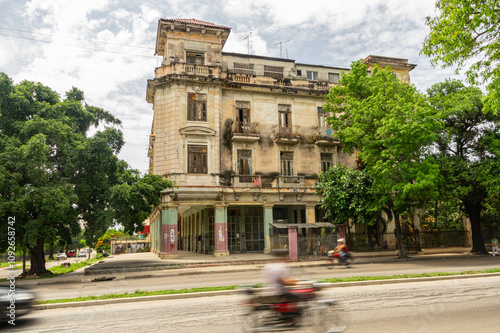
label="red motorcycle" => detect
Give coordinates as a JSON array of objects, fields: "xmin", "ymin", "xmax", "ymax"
[{"xmin": 240, "ymin": 281, "xmax": 347, "ymax": 332}]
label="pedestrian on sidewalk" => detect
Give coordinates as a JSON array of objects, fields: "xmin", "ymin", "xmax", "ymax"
[{"xmin": 492, "ymin": 237, "xmax": 499, "ymax": 256}]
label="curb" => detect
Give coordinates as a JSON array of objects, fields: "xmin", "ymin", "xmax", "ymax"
[{"xmin": 33, "ymin": 272, "xmax": 500, "ymax": 310}]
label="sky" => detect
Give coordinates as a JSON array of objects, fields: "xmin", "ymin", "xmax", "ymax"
[{"xmin": 0, "ymin": 0, "xmax": 462, "ymax": 173}]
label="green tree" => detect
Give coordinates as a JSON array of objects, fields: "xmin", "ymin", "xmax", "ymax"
[
  {"xmin": 421, "ymin": 0, "xmax": 500, "ymax": 112},
  {"xmin": 315, "ymin": 164, "xmax": 380, "ymax": 228},
  {"xmin": 0, "ymin": 73, "xmax": 172, "ymax": 276},
  {"xmin": 427, "ymin": 79, "xmax": 500, "ymax": 253},
  {"xmin": 111, "ymin": 172, "xmax": 173, "ymax": 235},
  {"xmin": 323, "ymin": 60, "xmax": 442, "ymax": 258}
]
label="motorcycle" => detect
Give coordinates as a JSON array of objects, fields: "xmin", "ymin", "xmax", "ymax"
[
  {"xmin": 240, "ymin": 281, "xmax": 347, "ymax": 332},
  {"xmin": 327, "ymin": 250, "xmax": 354, "ymax": 268}
]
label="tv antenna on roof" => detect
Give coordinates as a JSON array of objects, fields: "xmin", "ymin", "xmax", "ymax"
[
  {"xmin": 274, "ymin": 40, "xmax": 290, "ymax": 58},
  {"xmin": 244, "ymin": 32, "xmax": 252, "ymax": 54}
]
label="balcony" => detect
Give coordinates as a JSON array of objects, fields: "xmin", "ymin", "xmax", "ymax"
[
  {"xmin": 231, "ymin": 121, "xmax": 260, "ymax": 142},
  {"xmin": 154, "ymin": 63, "xmax": 221, "ymax": 78},
  {"xmin": 312, "ymin": 127, "xmax": 340, "ymax": 146},
  {"xmin": 273, "ymin": 125, "xmax": 302, "ymax": 144},
  {"xmin": 232, "ymin": 174, "xmax": 260, "ymax": 188},
  {"xmin": 277, "ymin": 175, "xmax": 305, "ymax": 189}
]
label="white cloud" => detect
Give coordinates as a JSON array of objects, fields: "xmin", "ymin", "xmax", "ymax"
[{"xmin": 0, "ymin": 0, "xmax": 466, "ymax": 172}]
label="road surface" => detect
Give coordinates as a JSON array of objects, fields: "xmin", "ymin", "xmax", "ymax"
[
  {"xmin": 4, "ymin": 274, "xmax": 499, "ymax": 332},
  {"xmin": 26, "ymin": 256, "xmax": 500, "ymax": 301}
]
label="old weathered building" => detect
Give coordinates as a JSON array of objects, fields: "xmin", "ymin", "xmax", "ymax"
[{"xmin": 146, "ymin": 18, "xmax": 416, "ymax": 258}]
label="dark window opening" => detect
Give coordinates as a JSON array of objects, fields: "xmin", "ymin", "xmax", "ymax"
[
  {"xmin": 188, "ymin": 145, "xmax": 208, "ymax": 174},
  {"xmin": 188, "ymin": 93, "xmax": 207, "ymax": 121}
]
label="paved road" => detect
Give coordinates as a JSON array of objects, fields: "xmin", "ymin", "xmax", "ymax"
[
  {"xmin": 29, "ymin": 256, "xmax": 500, "ymax": 301},
  {"xmin": 5, "ymin": 275, "xmax": 499, "ymax": 332}
]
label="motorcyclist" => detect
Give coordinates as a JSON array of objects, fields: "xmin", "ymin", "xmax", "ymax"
[
  {"xmin": 263, "ymin": 262, "xmax": 299, "ymax": 301},
  {"xmin": 331, "ymin": 238, "xmax": 349, "ymax": 264}
]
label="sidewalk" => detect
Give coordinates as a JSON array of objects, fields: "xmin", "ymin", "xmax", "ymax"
[{"xmin": 6, "ymin": 248, "xmax": 474, "ymax": 287}]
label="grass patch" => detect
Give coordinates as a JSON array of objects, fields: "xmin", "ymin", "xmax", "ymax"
[
  {"xmin": 0, "ymin": 261, "xmax": 21, "ymax": 268},
  {"xmin": 36, "ymin": 286, "xmax": 239, "ymax": 305},
  {"xmin": 46, "ymin": 257, "xmax": 103, "ymax": 276},
  {"xmin": 35, "ymin": 268, "xmax": 500, "ymax": 305}
]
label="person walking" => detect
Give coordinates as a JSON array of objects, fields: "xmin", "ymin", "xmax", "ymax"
[{"xmin": 492, "ymin": 237, "xmax": 499, "ymax": 257}]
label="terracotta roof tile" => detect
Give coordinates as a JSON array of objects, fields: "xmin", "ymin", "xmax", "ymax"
[{"xmin": 161, "ymin": 18, "xmax": 231, "ymax": 30}]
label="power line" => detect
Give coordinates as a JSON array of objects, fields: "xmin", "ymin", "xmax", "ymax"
[
  {"xmin": 0, "ymin": 27, "xmax": 152, "ymax": 50},
  {"xmin": 0, "ymin": 32, "xmax": 157, "ymax": 59}
]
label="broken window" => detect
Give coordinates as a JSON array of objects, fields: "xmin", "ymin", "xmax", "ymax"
[
  {"xmin": 321, "ymin": 153, "xmax": 333, "ymax": 172},
  {"xmin": 264, "ymin": 65, "xmax": 284, "ymax": 79},
  {"xmin": 187, "ymin": 93, "xmax": 207, "ymax": 121},
  {"xmin": 317, "ymin": 107, "xmax": 332, "ymax": 136},
  {"xmin": 278, "ymin": 104, "xmax": 292, "ymax": 135},
  {"xmin": 235, "ymin": 101, "xmax": 250, "ymax": 133},
  {"xmin": 234, "ymin": 63, "xmax": 254, "ymax": 75},
  {"xmin": 280, "ymin": 151, "xmax": 294, "ymax": 176},
  {"xmin": 186, "ymin": 51, "xmax": 204, "ymax": 65},
  {"xmin": 188, "ymin": 145, "xmax": 207, "ymax": 174},
  {"xmin": 237, "ymin": 149, "xmax": 252, "ymax": 182}
]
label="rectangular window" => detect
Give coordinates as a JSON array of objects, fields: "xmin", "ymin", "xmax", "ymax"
[
  {"xmin": 264, "ymin": 65, "xmax": 284, "ymax": 79},
  {"xmin": 186, "ymin": 51, "xmax": 204, "ymax": 65},
  {"xmin": 328, "ymin": 73, "xmax": 340, "ymax": 84},
  {"xmin": 318, "ymin": 107, "xmax": 332, "ymax": 136},
  {"xmin": 280, "ymin": 151, "xmax": 294, "ymax": 176},
  {"xmin": 188, "ymin": 145, "xmax": 207, "ymax": 174},
  {"xmin": 278, "ymin": 104, "xmax": 291, "ymax": 130},
  {"xmin": 237, "ymin": 150, "xmax": 252, "ymax": 182},
  {"xmin": 296, "ymin": 69, "xmax": 302, "ymax": 76},
  {"xmin": 321, "ymin": 153, "xmax": 333, "ymax": 172},
  {"xmin": 234, "ymin": 63, "xmax": 254, "ymax": 75},
  {"xmin": 307, "ymin": 71, "xmax": 318, "ymax": 80},
  {"xmin": 187, "ymin": 93, "xmax": 207, "ymax": 121}
]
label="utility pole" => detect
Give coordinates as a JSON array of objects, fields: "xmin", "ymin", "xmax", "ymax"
[
  {"xmin": 244, "ymin": 32, "xmax": 252, "ymax": 54},
  {"xmin": 274, "ymin": 40, "xmax": 290, "ymax": 58}
]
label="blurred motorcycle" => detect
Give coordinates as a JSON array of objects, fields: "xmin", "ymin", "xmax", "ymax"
[{"xmin": 240, "ymin": 281, "xmax": 347, "ymax": 332}]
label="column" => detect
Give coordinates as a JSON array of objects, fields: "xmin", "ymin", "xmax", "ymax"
[
  {"xmin": 288, "ymin": 226, "xmax": 298, "ymax": 262},
  {"xmin": 306, "ymin": 204, "xmax": 316, "ymax": 253},
  {"xmin": 214, "ymin": 204, "xmax": 229, "ymax": 257},
  {"xmin": 263, "ymin": 204, "xmax": 274, "ymax": 254},
  {"xmin": 204, "ymin": 208, "xmax": 209, "ymax": 254},
  {"xmin": 161, "ymin": 204, "xmax": 179, "ymax": 259},
  {"xmin": 240, "ymin": 207, "xmax": 247, "ymax": 253}
]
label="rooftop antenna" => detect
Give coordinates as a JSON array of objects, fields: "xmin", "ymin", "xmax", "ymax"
[
  {"xmin": 244, "ymin": 32, "xmax": 252, "ymax": 54},
  {"xmin": 274, "ymin": 40, "xmax": 290, "ymax": 58}
]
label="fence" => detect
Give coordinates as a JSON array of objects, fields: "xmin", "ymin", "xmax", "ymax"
[
  {"xmin": 269, "ymin": 234, "xmax": 337, "ymax": 259},
  {"xmin": 347, "ymin": 230, "xmax": 469, "ymax": 252}
]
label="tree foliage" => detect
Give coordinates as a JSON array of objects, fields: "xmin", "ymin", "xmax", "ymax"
[
  {"xmin": 421, "ymin": 0, "xmax": 500, "ymax": 112},
  {"xmin": 315, "ymin": 164, "xmax": 380, "ymax": 228},
  {"xmin": 0, "ymin": 73, "xmax": 171, "ymax": 276},
  {"xmin": 323, "ymin": 60, "xmax": 442, "ymax": 257},
  {"xmin": 426, "ymin": 79, "xmax": 500, "ymax": 253}
]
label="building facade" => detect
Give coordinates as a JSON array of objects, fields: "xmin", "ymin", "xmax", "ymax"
[{"xmin": 146, "ymin": 19, "xmax": 416, "ymax": 258}]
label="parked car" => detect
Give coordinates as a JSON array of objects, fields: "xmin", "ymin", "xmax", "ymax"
[
  {"xmin": 56, "ymin": 253, "xmax": 67, "ymax": 260},
  {"xmin": 0, "ymin": 286, "xmax": 35, "ymax": 322},
  {"xmin": 78, "ymin": 251, "xmax": 86, "ymax": 257},
  {"xmin": 67, "ymin": 250, "xmax": 76, "ymax": 257}
]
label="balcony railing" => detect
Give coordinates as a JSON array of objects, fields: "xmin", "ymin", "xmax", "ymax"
[
  {"xmin": 231, "ymin": 122, "xmax": 260, "ymax": 142},
  {"xmin": 277, "ymin": 175, "xmax": 305, "ymax": 188},
  {"xmin": 312, "ymin": 126, "xmax": 340, "ymax": 145},
  {"xmin": 273, "ymin": 125, "xmax": 302, "ymax": 143},
  {"xmin": 154, "ymin": 63, "xmax": 221, "ymax": 78},
  {"xmin": 232, "ymin": 174, "xmax": 260, "ymax": 188}
]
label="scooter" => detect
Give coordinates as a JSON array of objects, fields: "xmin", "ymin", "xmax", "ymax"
[
  {"xmin": 327, "ymin": 251, "xmax": 354, "ymax": 267},
  {"xmin": 240, "ymin": 281, "xmax": 347, "ymax": 332}
]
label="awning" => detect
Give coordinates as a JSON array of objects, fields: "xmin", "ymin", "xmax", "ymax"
[
  {"xmin": 270, "ymin": 223, "xmax": 334, "ymax": 229},
  {"xmin": 139, "ymin": 225, "xmax": 150, "ymax": 235}
]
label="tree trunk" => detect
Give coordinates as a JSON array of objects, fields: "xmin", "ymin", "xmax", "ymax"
[
  {"xmin": 464, "ymin": 201, "xmax": 487, "ymax": 254},
  {"xmin": 28, "ymin": 238, "xmax": 49, "ymax": 276},
  {"xmin": 393, "ymin": 211, "xmax": 407, "ymax": 258}
]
